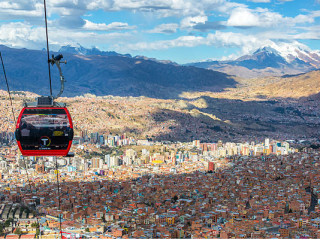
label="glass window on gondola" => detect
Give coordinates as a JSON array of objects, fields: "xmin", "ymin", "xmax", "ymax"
[{"xmin": 19, "ymin": 109, "xmax": 71, "ymax": 150}]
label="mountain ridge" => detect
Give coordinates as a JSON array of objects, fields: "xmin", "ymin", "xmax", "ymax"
[
  {"xmin": 188, "ymin": 45, "xmax": 320, "ymax": 78},
  {"xmin": 0, "ymin": 45, "xmax": 236, "ymax": 99}
]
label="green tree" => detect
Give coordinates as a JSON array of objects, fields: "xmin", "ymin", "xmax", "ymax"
[
  {"xmin": 31, "ymin": 223, "xmax": 39, "ymax": 228},
  {"xmin": 14, "ymin": 227, "xmax": 22, "ymax": 235},
  {"xmin": 4, "ymin": 220, "xmax": 11, "ymax": 228},
  {"xmin": 36, "ymin": 228, "xmax": 40, "ymax": 237},
  {"xmin": 85, "ymin": 228, "xmax": 90, "ymax": 232}
]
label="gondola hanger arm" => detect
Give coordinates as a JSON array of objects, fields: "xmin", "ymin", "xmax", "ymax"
[{"xmin": 48, "ymin": 54, "xmax": 67, "ymax": 99}]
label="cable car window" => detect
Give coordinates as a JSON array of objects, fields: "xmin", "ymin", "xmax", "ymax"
[{"xmin": 18, "ymin": 109, "xmax": 71, "ymax": 150}]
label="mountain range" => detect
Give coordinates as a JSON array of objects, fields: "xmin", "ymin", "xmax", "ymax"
[
  {"xmin": 0, "ymin": 44, "xmax": 319, "ymax": 141},
  {"xmin": 0, "ymin": 44, "xmax": 320, "ymax": 99},
  {"xmin": 59, "ymin": 43, "xmax": 320, "ymax": 79},
  {"xmin": 188, "ymin": 45, "xmax": 320, "ymax": 78},
  {"xmin": 0, "ymin": 45, "xmax": 236, "ymax": 99}
]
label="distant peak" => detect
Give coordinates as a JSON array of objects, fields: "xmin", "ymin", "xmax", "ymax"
[
  {"xmin": 253, "ymin": 46, "xmax": 281, "ymax": 56},
  {"xmin": 58, "ymin": 45, "xmax": 132, "ymax": 58}
]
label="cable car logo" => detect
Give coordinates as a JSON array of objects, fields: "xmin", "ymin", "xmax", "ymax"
[{"xmin": 40, "ymin": 136, "xmax": 51, "ymax": 147}]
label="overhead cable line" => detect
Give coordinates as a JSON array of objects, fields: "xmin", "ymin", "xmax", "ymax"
[
  {"xmin": 0, "ymin": 52, "xmax": 16, "ymax": 123},
  {"xmin": 55, "ymin": 157, "xmax": 63, "ymax": 239},
  {"xmin": 0, "ymin": 52, "xmax": 33, "ymax": 193},
  {"xmin": 43, "ymin": 0, "xmax": 53, "ymax": 97},
  {"xmin": 43, "ymin": 2, "xmax": 63, "ymax": 237}
]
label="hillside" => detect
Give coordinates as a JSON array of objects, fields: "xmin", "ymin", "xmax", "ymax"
[
  {"xmin": 1, "ymin": 88, "xmax": 319, "ymax": 143},
  {"xmin": 1, "ymin": 45, "xmax": 320, "ymax": 142},
  {"xmin": 180, "ymin": 70, "xmax": 320, "ymax": 100},
  {"xmin": 0, "ymin": 45, "xmax": 236, "ymax": 99}
]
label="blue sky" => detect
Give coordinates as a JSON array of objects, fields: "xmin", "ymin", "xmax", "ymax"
[{"xmin": 0, "ymin": 0, "xmax": 319, "ymax": 63}]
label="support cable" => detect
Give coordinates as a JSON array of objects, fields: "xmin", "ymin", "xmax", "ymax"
[
  {"xmin": 43, "ymin": 0, "xmax": 53, "ymax": 97},
  {"xmin": 44, "ymin": 1, "xmax": 62, "ymax": 237},
  {"xmin": 0, "ymin": 52, "xmax": 33, "ymax": 193},
  {"xmin": 0, "ymin": 52, "xmax": 16, "ymax": 123},
  {"xmin": 55, "ymin": 157, "xmax": 63, "ymax": 239}
]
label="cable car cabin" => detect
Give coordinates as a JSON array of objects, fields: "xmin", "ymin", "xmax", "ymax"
[{"xmin": 15, "ymin": 107, "xmax": 74, "ymax": 156}]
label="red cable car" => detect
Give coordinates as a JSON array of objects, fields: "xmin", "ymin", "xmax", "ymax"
[
  {"xmin": 15, "ymin": 54, "xmax": 74, "ymax": 157},
  {"xmin": 15, "ymin": 104, "xmax": 73, "ymax": 156}
]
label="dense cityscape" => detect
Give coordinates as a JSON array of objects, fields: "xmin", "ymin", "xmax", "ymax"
[
  {"xmin": 0, "ymin": 127, "xmax": 320, "ymax": 238},
  {"xmin": 0, "ymin": 88, "xmax": 319, "ymax": 239},
  {"xmin": 0, "ymin": 0, "xmax": 320, "ymax": 239}
]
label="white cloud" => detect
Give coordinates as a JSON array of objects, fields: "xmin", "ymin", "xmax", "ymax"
[
  {"xmin": 293, "ymin": 14, "xmax": 314, "ymax": 24},
  {"xmin": 115, "ymin": 31, "xmax": 272, "ymax": 55},
  {"xmin": 227, "ymin": 7, "xmax": 314, "ymax": 28},
  {"xmin": 180, "ymin": 15, "xmax": 208, "ymax": 29},
  {"xmin": 0, "ymin": 0, "xmax": 318, "ymax": 62},
  {"xmin": 0, "ymin": 0, "xmax": 232, "ymax": 21},
  {"xmin": 83, "ymin": 20, "xmax": 136, "ymax": 31},
  {"xmin": 0, "ymin": 1, "xmax": 43, "ymax": 20},
  {"xmin": 293, "ymin": 31, "xmax": 320, "ymax": 40},
  {"xmin": 148, "ymin": 23, "xmax": 179, "ymax": 34},
  {"xmin": 247, "ymin": 0, "xmax": 270, "ymax": 2},
  {"xmin": 311, "ymin": 10, "xmax": 320, "ymax": 18},
  {"xmin": 110, "ymin": 0, "xmax": 227, "ymax": 17},
  {"xmin": 115, "ymin": 30, "xmax": 316, "ymax": 60},
  {"xmin": 206, "ymin": 31, "xmax": 272, "ymax": 55},
  {"xmin": 115, "ymin": 35, "xmax": 205, "ymax": 51},
  {"xmin": 227, "ymin": 7, "xmax": 260, "ymax": 27},
  {"xmin": 0, "ymin": 21, "xmax": 134, "ymax": 51}
]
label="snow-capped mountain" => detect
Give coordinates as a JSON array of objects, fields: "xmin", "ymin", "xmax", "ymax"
[
  {"xmin": 58, "ymin": 44, "xmax": 131, "ymax": 58},
  {"xmin": 266, "ymin": 42, "xmax": 320, "ymax": 68},
  {"xmin": 188, "ymin": 43, "xmax": 320, "ymax": 78}
]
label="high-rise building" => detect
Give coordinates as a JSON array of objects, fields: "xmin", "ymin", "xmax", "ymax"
[
  {"xmin": 92, "ymin": 158, "xmax": 103, "ymax": 169},
  {"xmin": 90, "ymin": 132, "xmax": 99, "ymax": 143},
  {"xmin": 99, "ymin": 135, "xmax": 105, "ymax": 145},
  {"xmin": 193, "ymin": 140, "xmax": 200, "ymax": 148},
  {"xmin": 110, "ymin": 157, "xmax": 120, "ymax": 167}
]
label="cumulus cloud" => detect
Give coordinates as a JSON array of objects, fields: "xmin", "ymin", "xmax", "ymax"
[
  {"xmin": 247, "ymin": 0, "xmax": 270, "ymax": 2},
  {"xmin": 0, "ymin": 0, "xmax": 231, "ymax": 20},
  {"xmin": 58, "ymin": 16, "xmax": 86, "ymax": 29},
  {"xmin": 115, "ymin": 35, "xmax": 205, "ymax": 51},
  {"xmin": 0, "ymin": 21, "xmax": 134, "ymax": 51},
  {"xmin": 0, "ymin": 0, "xmax": 318, "ymax": 62},
  {"xmin": 311, "ymin": 10, "xmax": 320, "ymax": 18},
  {"xmin": 227, "ymin": 7, "xmax": 314, "ymax": 28},
  {"xmin": 115, "ymin": 31, "xmax": 271, "ymax": 55},
  {"xmin": 0, "ymin": 1, "xmax": 43, "ymax": 20},
  {"xmin": 148, "ymin": 23, "xmax": 179, "ymax": 34},
  {"xmin": 107, "ymin": 0, "xmax": 227, "ymax": 17},
  {"xmin": 227, "ymin": 7, "xmax": 260, "ymax": 27},
  {"xmin": 83, "ymin": 20, "xmax": 136, "ymax": 31},
  {"xmin": 180, "ymin": 15, "xmax": 208, "ymax": 29}
]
